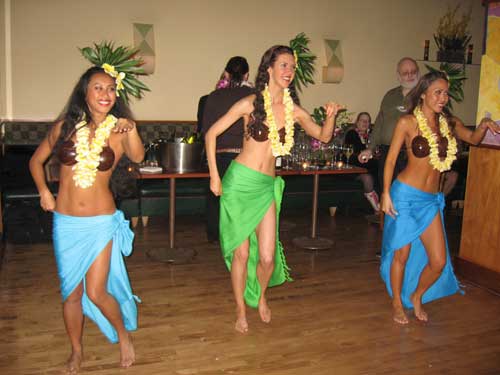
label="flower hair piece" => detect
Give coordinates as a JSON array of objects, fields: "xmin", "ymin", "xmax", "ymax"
[
  {"xmin": 289, "ymin": 32, "xmax": 317, "ymax": 92},
  {"xmin": 80, "ymin": 41, "xmax": 150, "ymax": 104}
]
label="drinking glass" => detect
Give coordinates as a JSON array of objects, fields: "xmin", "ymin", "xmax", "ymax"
[{"xmin": 345, "ymin": 145, "xmax": 354, "ymax": 168}]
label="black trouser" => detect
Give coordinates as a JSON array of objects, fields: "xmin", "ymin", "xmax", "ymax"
[
  {"xmin": 377, "ymin": 145, "xmax": 407, "ymax": 190},
  {"xmin": 206, "ymin": 152, "xmax": 238, "ymax": 242}
]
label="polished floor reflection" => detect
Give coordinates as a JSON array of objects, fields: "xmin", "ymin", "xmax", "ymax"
[{"xmin": 1, "ymin": 209, "xmax": 499, "ymax": 374}]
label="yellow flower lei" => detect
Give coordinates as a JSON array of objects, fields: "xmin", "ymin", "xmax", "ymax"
[
  {"xmin": 73, "ymin": 115, "xmax": 118, "ymax": 188},
  {"xmin": 414, "ymin": 106, "xmax": 457, "ymax": 172},
  {"xmin": 262, "ymin": 85, "xmax": 295, "ymax": 157}
]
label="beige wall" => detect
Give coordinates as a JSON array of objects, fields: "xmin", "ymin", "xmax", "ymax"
[
  {"xmin": 7, "ymin": 0, "xmax": 485, "ymax": 124},
  {"xmin": 0, "ymin": 0, "xmax": 6, "ymax": 119}
]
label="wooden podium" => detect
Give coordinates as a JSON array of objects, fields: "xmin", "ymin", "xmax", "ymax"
[{"xmin": 456, "ymin": 146, "xmax": 500, "ymax": 293}]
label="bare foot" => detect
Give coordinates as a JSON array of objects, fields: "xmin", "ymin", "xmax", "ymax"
[
  {"xmin": 235, "ymin": 316, "xmax": 249, "ymax": 333},
  {"xmin": 392, "ymin": 304, "xmax": 409, "ymax": 325},
  {"xmin": 411, "ymin": 294, "xmax": 428, "ymax": 322},
  {"xmin": 119, "ymin": 334, "xmax": 135, "ymax": 368},
  {"xmin": 258, "ymin": 299, "xmax": 271, "ymax": 324},
  {"xmin": 64, "ymin": 350, "xmax": 82, "ymax": 374}
]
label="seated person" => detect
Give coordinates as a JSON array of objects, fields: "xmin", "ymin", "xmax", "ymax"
[{"xmin": 344, "ymin": 112, "xmax": 380, "ymax": 214}]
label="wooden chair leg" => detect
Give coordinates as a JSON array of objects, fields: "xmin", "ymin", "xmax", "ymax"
[
  {"xmin": 130, "ymin": 216, "xmax": 139, "ymax": 228},
  {"xmin": 141, "ymin": 216, "xmax": 149, "ymax": 227},
  {"xmin": 0, "ymin": 200, "xmax": 3, "ymax": 235},
  {"xmin": 379, "ymin": 210, "xmax": 384, "ymax": 231}
]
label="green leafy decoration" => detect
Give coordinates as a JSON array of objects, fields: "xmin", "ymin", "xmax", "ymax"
[
  {"xmin": 289, "ymin": 32, "xmax": 317, "ymax": 92},
  {"xmin": 80, "ymin": 41, "xmax": 150, "ymax": 104},
  {"xmin": 425, "ymin": 63, "xmax": 467, "ymax": 110}
]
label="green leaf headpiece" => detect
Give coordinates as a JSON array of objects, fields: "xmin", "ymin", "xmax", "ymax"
[{"xmin": 80, "ymin": 41, "xmax": 150, "ymax": 105}]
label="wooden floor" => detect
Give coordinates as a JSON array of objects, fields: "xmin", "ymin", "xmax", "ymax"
[{"xmin": 1, "ymin": 209, "xmax": 499, "ymax": 375}]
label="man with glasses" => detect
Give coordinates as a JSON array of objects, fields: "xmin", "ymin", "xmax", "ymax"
[
  {"xmin": 358, "ymin": 58, "xmax": 420, "ymax": 229},
  {"xmin": 359, "ymin": 57, "xmax": 420, "ymax": 190}
]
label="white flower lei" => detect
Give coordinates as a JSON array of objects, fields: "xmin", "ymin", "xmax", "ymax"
[
  {"xmin": 262, "ymin": 85, "xmax": 295, "ymax": 157},
  {"xmin": 73, "ymin": 114, "xmax": 117, "ymax": 188},
  {"xmin": 414, "ymin": 106, "xmax": 457, "ymax": 172}
]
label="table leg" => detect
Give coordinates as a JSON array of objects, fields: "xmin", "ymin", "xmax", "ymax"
[
  {"xmin": 169, "ymin": 178, "xmax": 176, "ymax": 249},
  {"xmin": 146, "ymin": 177, "xmax": 196, "ymax": 264},
  {"xmin": 292, "ymin": 174, "xmax": 334, "ymax": 250}
]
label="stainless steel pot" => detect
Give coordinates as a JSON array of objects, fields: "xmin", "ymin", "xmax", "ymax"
[{"xmin": 159, "ymin": 142, "xmax": 204, "ymax": 173}]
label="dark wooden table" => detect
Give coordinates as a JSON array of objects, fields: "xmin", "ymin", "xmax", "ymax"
[
  {"xmin": 140, "ymin": 165, "xmax": 367, "ymax": 260},
  {"xmin": 140, "ymin": 170, "xmax": 209, "ymax": 263},
  {"xmin": 278, "ymin": 167, "xmax": 367, "ymax": 250}
]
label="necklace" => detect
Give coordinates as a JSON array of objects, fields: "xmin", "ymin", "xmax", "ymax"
[
  {"xmin": 414, "ymin": 106, "xmax": 457, "ymax": 172},
  {"xmin": 73, "ymin": 114, "xmax": 117, "ymax": 188},
  {"xmin": 262, "ymin": 85, "xmax": 295, "ymax": 157}
]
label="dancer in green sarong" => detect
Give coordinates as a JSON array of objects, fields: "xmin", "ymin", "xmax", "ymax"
[{"xmin": 205, "ymin": 44, "xmax": 343, "ymax": 333}]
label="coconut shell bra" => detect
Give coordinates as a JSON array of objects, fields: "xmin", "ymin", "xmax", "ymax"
[
  {"xmin": 57, "ymin": 140, "xmax": 115, "ymax": 171},
  {"xmin": 411, "ymin": 134, "xmax": 448, "ymax": 158},
  {"xmin": 247, "ymin": 122, "xmax": 286, "ymax": 143}
]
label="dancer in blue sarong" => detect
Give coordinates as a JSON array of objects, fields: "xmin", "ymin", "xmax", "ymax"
[
  {"xmin": 380, "ymin": 71, "xmax": 500, "ymax": 325},
  {"xmin": 29, "ymin": 43, "xmax": 148, "ymax": 373}
]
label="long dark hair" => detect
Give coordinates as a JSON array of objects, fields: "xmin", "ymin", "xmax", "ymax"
[
  {"xmin": 404, "ymin": 71, "xmax": 449, "ymax": 115},
  {"xmin": 54, "ymin": 66, "xmax": 138, "ymax": 200},
  {"xmin": 252, "ymin": 45, "xmax": 300, "ymax": 127},
  {"xmin": 55, "ymin": 66, "xmax": 133, "ymax": 146},
  {"xmin": 225, "ymin": 56, "xmax": 249, "ymax": 88}
]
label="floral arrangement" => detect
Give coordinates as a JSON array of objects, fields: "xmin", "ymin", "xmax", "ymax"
[
  {"xmin": 434, "ymin": 4, "xmax": 471, "ymax": 53},
  {"xmin": 312, "ymin": 106, "xmax": 353, "ymax": 138},
  {"xmin": 414, "ymin": 106, "xmax": 457, "ymax": 172}
]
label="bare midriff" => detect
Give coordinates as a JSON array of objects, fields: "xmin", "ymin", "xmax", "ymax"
[
  {"xmin": 235, "ymin": 136, "xmax": 278, "ymax": 177},
  {"xmin": 55, "ymin": 134, "xmax": 124, "ymax": 217}
]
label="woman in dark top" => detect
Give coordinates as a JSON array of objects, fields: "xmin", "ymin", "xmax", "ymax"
[
  {"xmin": 344, "ymin": 112, "xmax": 380, "ymax": 213},
  {"xmin": 201, "ymin": 56, "xmax": 253, "ymax": 242}
]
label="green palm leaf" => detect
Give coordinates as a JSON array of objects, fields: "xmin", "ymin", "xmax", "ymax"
[{"xmin": 289, "ymin": 32, "xmax": 317, "ymax": 92}]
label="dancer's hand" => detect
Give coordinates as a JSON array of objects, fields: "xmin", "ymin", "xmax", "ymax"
[
  {"xmin": 114, "ymin": 118, "xmax": 136, "ymax": 133},
  {"xmin": 324, "ymin": 102, "xmax": 344, "ymax": 119},
  {"xmin": 479, "ymin": 117, "xmax": 500, "ymax": 134},
  {"xmin": 40, "ymin": 190, "xmax": 56, "ymax": 211},
  {"xmin": 381, "ymin": 192, "xmax": 398, "ymax": 218},
  {"xmin": 358, "ymin": 149, "xmax": 373, "ymax": 164},
  {"xmin": 210, "ymin": 176, "xmax": 222, "ymax": 196}
]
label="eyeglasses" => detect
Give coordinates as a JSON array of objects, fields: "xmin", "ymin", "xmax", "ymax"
[{"xmin": 399, "ymin": 70, "xmax": 419, "ymax": 78}]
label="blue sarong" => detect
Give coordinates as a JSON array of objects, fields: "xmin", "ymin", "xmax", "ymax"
[
  {"xmin": 380, "ymin": 180, "xmax": 460, "ymax": 308},
  {"xmin": 53, "ymin": 210, "xmax": 139, "ymax": 343}
]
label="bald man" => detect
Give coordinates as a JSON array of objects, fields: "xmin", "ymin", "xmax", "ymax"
[{"xmin": 359, "ymin": 57, "xmax": 420, "ymax": 187}]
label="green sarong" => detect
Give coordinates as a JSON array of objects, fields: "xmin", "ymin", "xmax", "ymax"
[{"xmin": 220, "ymin": 160, "xmax": 291, "ymax": 308}]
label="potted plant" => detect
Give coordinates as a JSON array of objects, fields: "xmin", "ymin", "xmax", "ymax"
[{"xmin": 434, "ymin": 4, "xmax": 472, "ymax": 63}]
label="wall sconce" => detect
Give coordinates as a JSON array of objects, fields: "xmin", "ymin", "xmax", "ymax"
[
  {"xmin": 133, "ymin": 23, "xmax": 155, "ymax": 74},
  {"xmin": 322, "ymin": 39, "xmax": 344, "ymax": 83}
]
